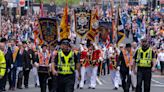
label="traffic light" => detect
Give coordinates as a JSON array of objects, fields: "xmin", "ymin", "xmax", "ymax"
[{"xmin": 25, "ymin": 0, "xmax": 32, "ymax": 10}]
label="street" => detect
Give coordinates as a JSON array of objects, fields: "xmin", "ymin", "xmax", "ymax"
[{"xmin": 4, "ymin": 72, "xmax": 164, "ymax": 92}]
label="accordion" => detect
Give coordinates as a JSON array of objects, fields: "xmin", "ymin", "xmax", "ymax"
[{"xmin": 38, "ymin": 66, "xmax": 49, "ymax": 73}]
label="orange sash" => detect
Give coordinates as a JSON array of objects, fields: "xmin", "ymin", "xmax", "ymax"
[
  {"xmin": 39, "ymin": 52, "xmax": 50, "ymax": 66},
  {"xmin": 122, "ymin": 49, "xmax": 133, "ymax": 68}
]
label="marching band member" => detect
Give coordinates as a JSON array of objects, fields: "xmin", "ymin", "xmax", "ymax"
[
  {"xmin": 89, "ymin": 44, "xmax": 101, "ymax": 89},
  {"xmin": 34, "ymin": 44, "xmax": 51, "ymax": 92},
  {"xmin": 109, "ymin": 47, "xmax": 119, "ymax": 90},
  {"xmin": 79, "ymin": 44, "xmax": 89, "ymax": 89}
]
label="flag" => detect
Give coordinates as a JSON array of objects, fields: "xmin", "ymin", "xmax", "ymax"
[
  {"xmin": 116, "ymin": 7, "xmax": 125, "ymax": 46},
  {"xmin": 40, "ymin": 0, "xmax": 44, "ymax": 17},
  {"xmin": 60, "ymin": 0, "xmax": 70, "ymax": 40},
  {"xmin": 87, "ymin": 8, "xmax": 99, "ymax": 42},
  {"xmin": 33, "ymin": 20, "xmax": 44, "ymax": 45}
]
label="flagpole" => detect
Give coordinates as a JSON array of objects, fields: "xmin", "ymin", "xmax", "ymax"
[{"xmin": 110, "ymin": 0, "xmax": 115, "ymax": 43}]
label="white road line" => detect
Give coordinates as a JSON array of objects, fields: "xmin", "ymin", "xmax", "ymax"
[
  {"xmin": 151, "ymin": 79, "xmax": 164, "ymax": 85},
  {"xmin": 152, "ymin": 84, "xmax": 164, "ymax": 87}
]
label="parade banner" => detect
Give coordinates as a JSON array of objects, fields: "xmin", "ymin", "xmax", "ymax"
[
  {"xmin": 74, "ymin": 7, "xmax": 92, "ymax": 38},
  {"xmin": 38, "ymin": 18, "xmax": 58, "ymax": 45},
  {"xmin": 87, "ymin": 9, "xmax": 99, "ymax": 42}
]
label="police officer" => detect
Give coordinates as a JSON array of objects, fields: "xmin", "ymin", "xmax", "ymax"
[
  {"xmin": 34, "ymin": 44, "xmax": 51, "ymax": 92},
  {"xmin": 133, "ymin": 38, "xmax": 156, "ymax": 92},
  {"xmin": 0, "ymin": 41, "xmax": 6, "ymax": 92},
  {"xmin": 51, "ymin": 39, "xmax": 80, "ymax": 92}
]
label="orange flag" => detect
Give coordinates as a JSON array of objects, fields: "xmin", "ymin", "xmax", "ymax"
[{"xmin": 60, "ymin": 0, "xmax": 70, "ymax": 40}]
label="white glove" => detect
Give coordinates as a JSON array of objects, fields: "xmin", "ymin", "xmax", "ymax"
[
  {"xmin": 34, "ymin": 62, "xmax": 39, "ymax": 68},
  {"xmin": 129, "ymin": 70, "xmax": 132, "ymax": 75},
  {"xmin": 11, "ymin": 64, "xmax": 13, "ymax": 69},
  {"xmin": 117, "ymin": 66, "xmax": 120, "ymax": 71}
]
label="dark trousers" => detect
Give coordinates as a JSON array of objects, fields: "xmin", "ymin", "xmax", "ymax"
[
  {"xmin": 49, "ymin": 75, "xmax": 57, "ymax": 92},
  {"xmin": 102, "ymin": 61, "xmax": 106, "ymax": 76},
  {"xmin": 38, "ymin": 72, "xmax": 49, "ymax": 92},
  {"xmin": 17, "ymin": 71, "xmax": 23, "ymax": 88},
  {"xmin": 57, "ymin": 74, "xmax": 75, "ymax": 92},
  {"xmin": 1, "ymin": 71, "xmax": 7, "ymax": 90},
  {"xmin": 106, "ymin": 59, "xmax": 110, "ymax": 74},
  {"xmin": 136, "ymin": 68, "xmax": 152, "ymax": 92},
  {"xmin": 8, "ymin": 68, "xmax": 16, "ymax": 89},
  {"xmin": 23, "ymin": 70, "xmax": 30, "ymax": 87},
  {"xmin": 160, "ymin": 61, "xmax": 164, "ymax": 74},
  {"xmin": 120, "ymin": 70, "xmax": 131, "ymax": 92}
]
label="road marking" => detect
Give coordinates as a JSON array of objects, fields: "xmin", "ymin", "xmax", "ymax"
[
  {"xmin": 151, "ymin": 79, "xmax": 164, "ymax": 85},
  {"xmin": 152, "ymin": 84, "xmax": 164, "ymax": 87}
]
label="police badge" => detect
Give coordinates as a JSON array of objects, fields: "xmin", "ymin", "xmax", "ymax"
[{"xmin": 74, "ymin": 7, "xmax": 92, "ymax": 38}]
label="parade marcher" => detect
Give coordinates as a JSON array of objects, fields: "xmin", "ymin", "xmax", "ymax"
[
  {"xmin": 130, "ymin": 42, "xmax": 138, "ymax": 91},
  {"xmin": 157, "ymin": 48, "xmax": 164, "ymax": 75},
  {"xmin": 134, "ymin": 38, "xmax": 156, "ymax": 92},
  {"xmin": 33, "ymin": 49, "xmax": 40, "ymax": 87},
  {"xmin": 89, "ymin": 44, "xmax": 101, "ymax": 89},
  {"xmin": 9, "ymin": 39, "xmax": 19, "ymax": 91},
  {"xmin": 51, "ymin": 39, "xmax": 80, "ymax": 92},
  {"xmin": 0, "ymin": 41, "xmax": 6, "ymax": 92},
  {"xmin": 22, "ymin": 41, "xmax": 32, "ymax": 88},
  {"xmin": 117, "ymin": 43, "xmax": 133, "ymax": 92},
  {"xmin": 109, "ymin": 47, "xmax": 120, "ymax": 90},
  {"xmin": 16, "ymin": 42, "xmax": 24, "ymax": 89},
  {"xmin": 79, "ymin": 44, "xmax": 90, "ymax": 89},
  {"xmin": 34, "ymin": 44, "xmax": 51, "ymax": 92}
]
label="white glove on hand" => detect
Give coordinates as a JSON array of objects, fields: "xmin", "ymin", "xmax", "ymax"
[
  {"xmin": 117, "ymin": 66, "xmax": 120, "ymax": 71},
  {"xmin": 129, "ymin": 70, "xmax": 132, "ymax": 75},
  {"xmin": 11, "ymin": 64, "xmax": 13, "ymax": 69}
]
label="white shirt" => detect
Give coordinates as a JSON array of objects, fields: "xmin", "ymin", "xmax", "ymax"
[{"xmin": 157, "ymin": 52, "xmax": 164, "ymax": 62}]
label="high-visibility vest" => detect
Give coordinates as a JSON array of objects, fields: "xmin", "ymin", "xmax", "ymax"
[
  {"xmin": 39, "ymin": 52, "xmax": 50, "ymax": 66},
  {"xmin": 0, "ymin": 50, "xmax": 6, "ymax": 77},
  {"xmin": 122, "ymin": 49, "xmax": 133, "ymax": 68},
  {"xmin": 136, "ymin": 48, "xmax": 153, "ymax": 67},
  {"xmin": 57, "ymin": 50, "xmax": 75, "ymax": 75}
]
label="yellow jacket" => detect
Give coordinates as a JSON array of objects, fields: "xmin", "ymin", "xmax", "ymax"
[{"xmin": 0, "ymin": 50, "xmax": 6, "ymax": 77}]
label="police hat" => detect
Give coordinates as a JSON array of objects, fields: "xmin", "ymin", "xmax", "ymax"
[
  {"xmin": 0, "ymin": 38, "xmax": 7, "ymax": 42},
  {"xmin": 125, "ymin": 43, "xmax": 131, "ymax": 48},
  {"xmin": 60, "ymin": 39, "xmax": 71, "ymax": 46}
]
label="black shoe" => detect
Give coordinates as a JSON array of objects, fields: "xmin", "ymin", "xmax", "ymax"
[
  {"xmin": 88, "ymin": 87, "xmax": 91, "ymax": 89},
  {"xmin": 80, "ymin": 87, "xmax": 83, "ymax": 89},
  {"xmin": 2, "ymin": 88, "xmax": 6, "ymax": 91},
  {"xmin": 132, "ymin": 87, "xmax": 136, "ymax": 91},
  {"xmin": 119, "ymin": 85, "xmax": 122, "ymax": 87},
  {"xmin": 113, "ymin": 87, "xmax": 118, "ymax": 90},
  {"xmin": 17, "ymin": 87, "xmax": 23, "ymax": 89},
  {"xmin": 92, "ymin": 87, "xmax": 95, "ymax": 89},
  {"xmin": 25, "ymin": 86, "xmax": 28, "ymax": 89}
]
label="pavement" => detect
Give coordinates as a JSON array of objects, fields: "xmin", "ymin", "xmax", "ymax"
[{"xmin": 3, "ymin": 71, "xmax": 164, "ymax": 92}]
